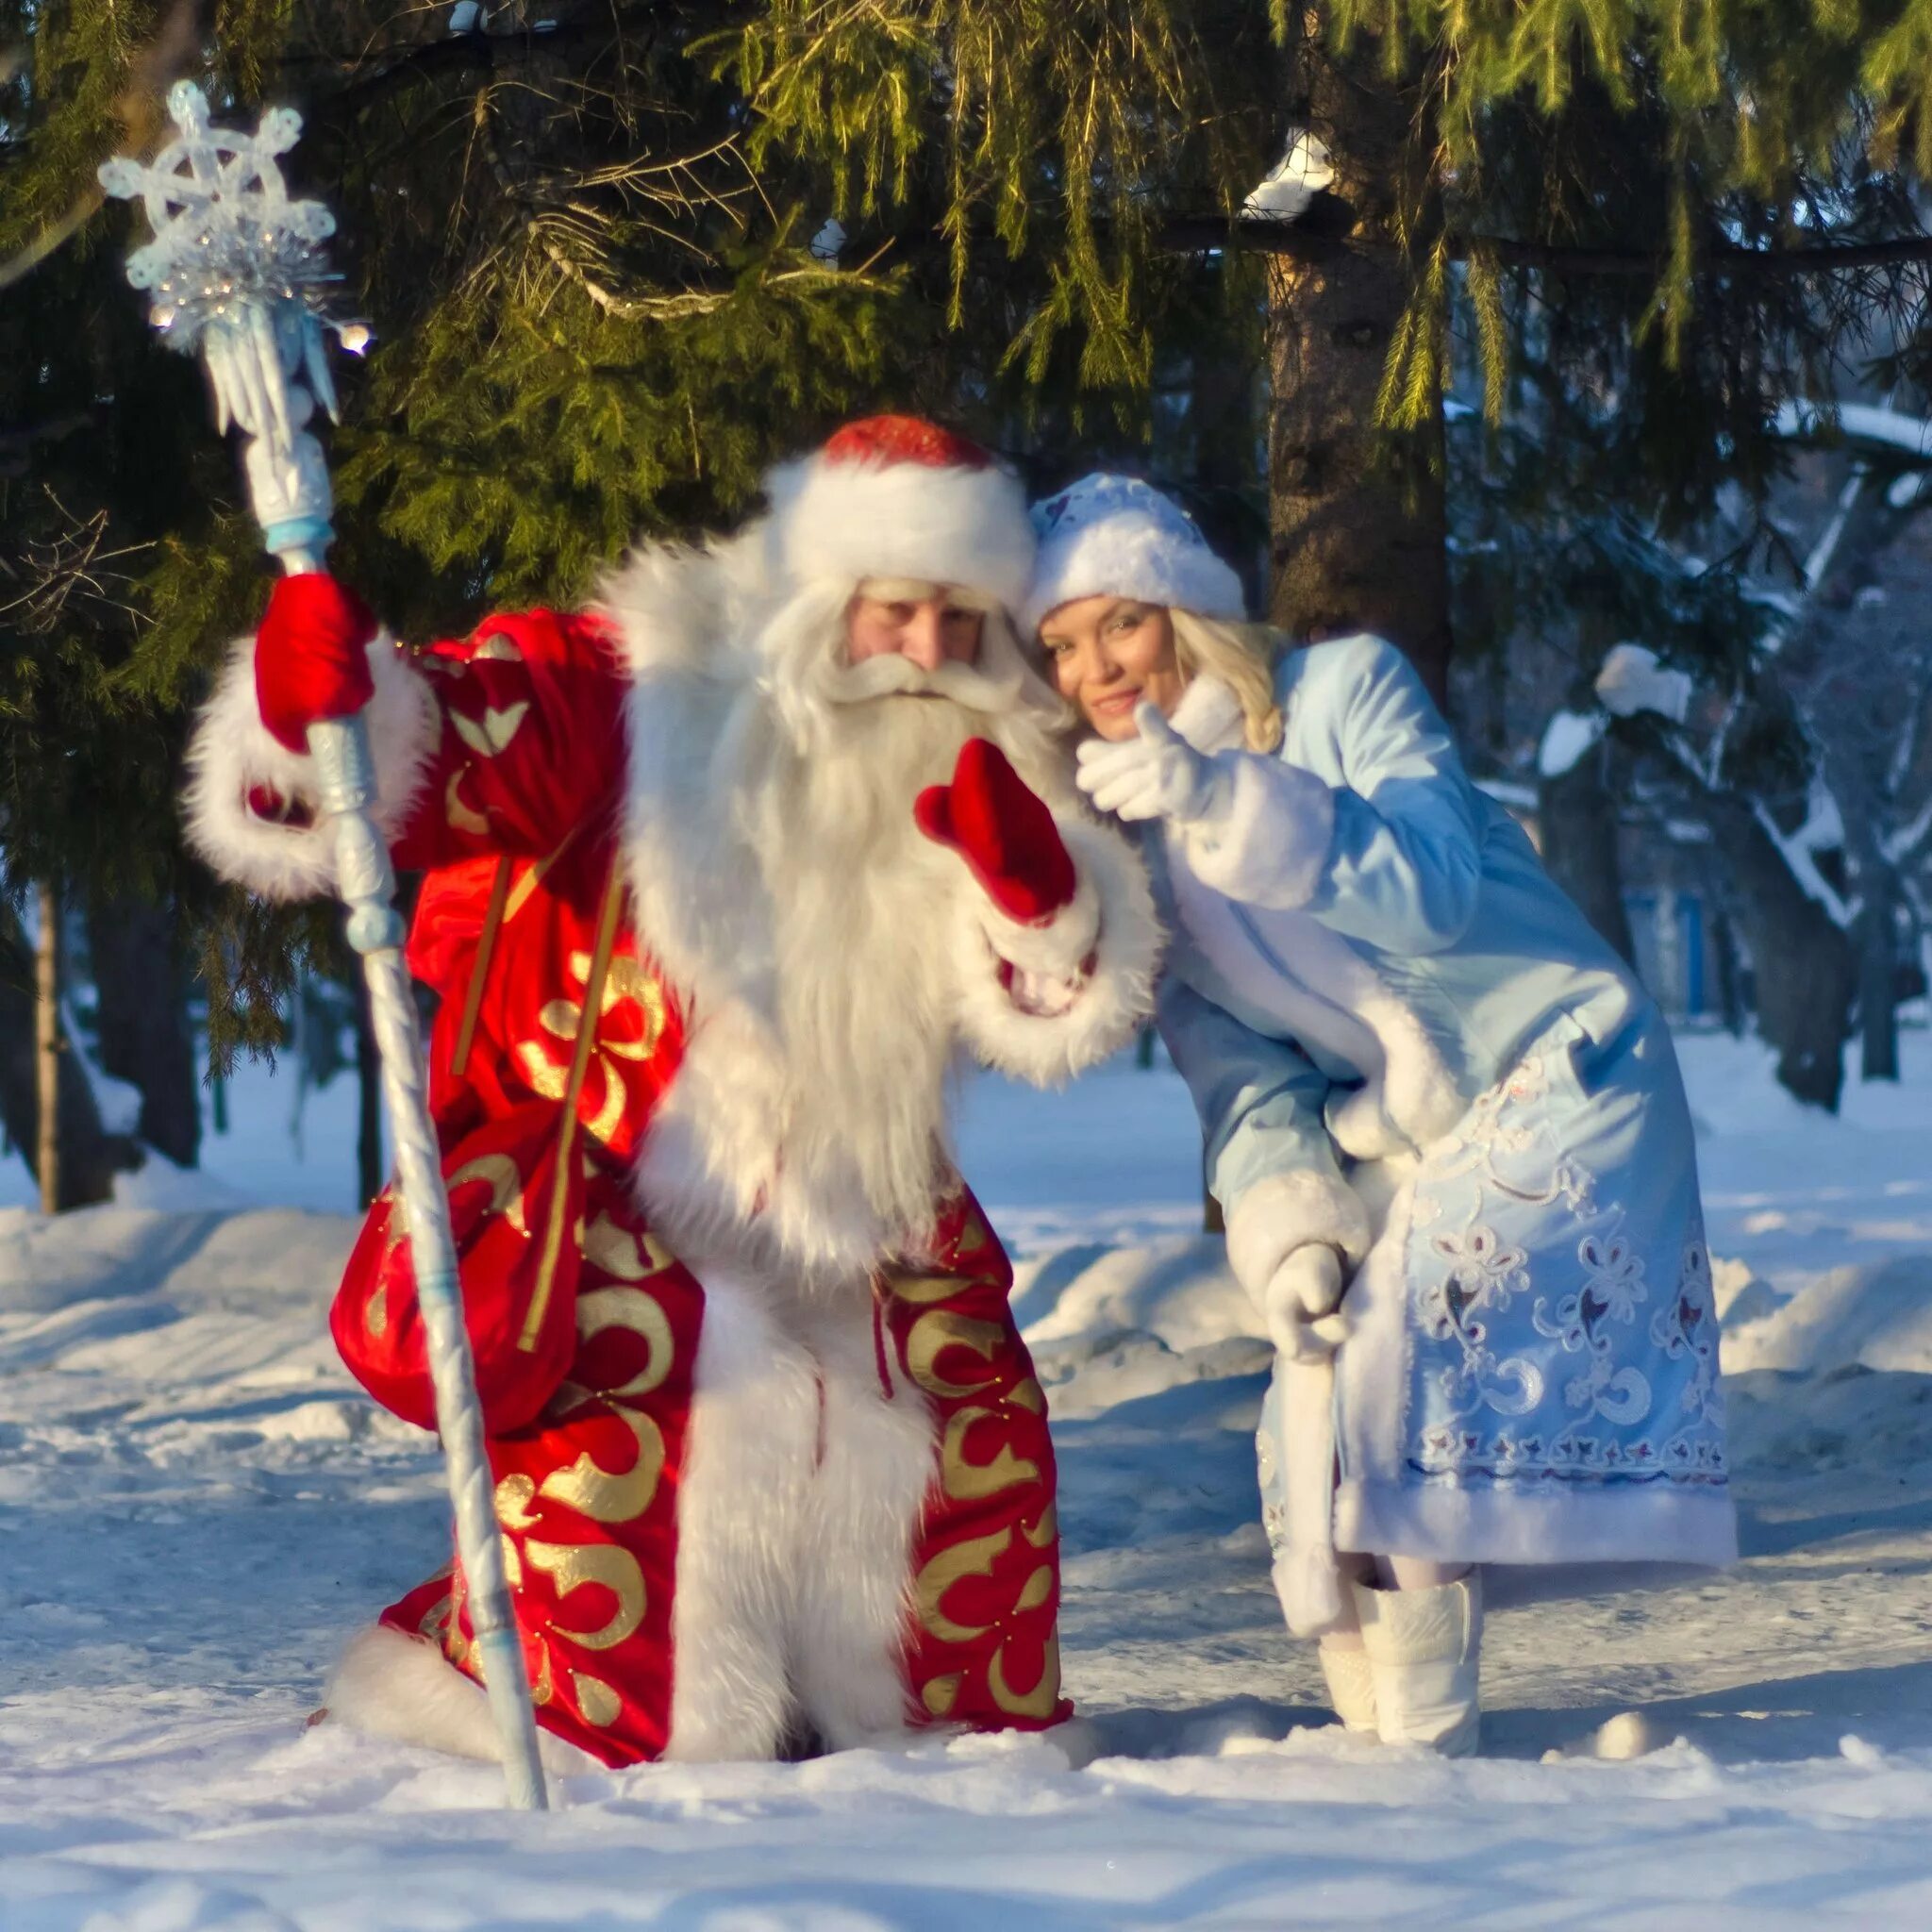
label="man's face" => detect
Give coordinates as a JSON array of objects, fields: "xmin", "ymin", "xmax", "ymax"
[{"xmin": 844, "ymin": 581, "xmax": 985, "ymax": 672}]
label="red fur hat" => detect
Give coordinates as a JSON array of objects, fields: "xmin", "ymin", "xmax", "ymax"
[{"xmin": 762, "ymin": 414, "xmax": 1035, "ymax": 619}]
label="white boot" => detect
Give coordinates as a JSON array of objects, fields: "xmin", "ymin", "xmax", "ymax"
[
  {"xmin": 1352, "ymin": 1570, "xmax": 1482, "ymax": 1757},
  {"xmin": 1316, "ymin": 1636, "xmax": 1378, "ymax": 1735}
]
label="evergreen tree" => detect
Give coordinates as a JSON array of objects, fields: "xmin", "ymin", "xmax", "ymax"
[
  {"xmin": 0, "ymin": 2, "xmax": 908, "ymax": 1198},
  {"xmin": 736, "ymin": 4, "xmax": 1932, "ymax": 690}
]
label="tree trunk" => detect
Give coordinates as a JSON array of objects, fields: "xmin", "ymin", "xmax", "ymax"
[
  {"xmin": 1266, "ymin": 35, "xmax": 1450, "ymax": 699},
  {"xmin": 36, "ymin": 883, "xmax": 58, "ymax": 1213},
  {"xmin": 1691, "ymin": 795, "xmax": 1855, "ymax": 1109},
  {"xmin": 0, "ymin": 900, "xmax": 140, "ymax": 1208},
  {"xmin": 86, "ymin": 893, "xmax": 202, "ymax": 1167},
  {"xmin": 1710, "ymin": 906, "xmax": 1748, "ymax": 1038},
  {"xmin": 1857, "ymin": 887, "xmax": 1901, "ymax": 1083},
  {"xmin": 1538, "ymin": 744, "xmax": 1638, "ymax": 969}
]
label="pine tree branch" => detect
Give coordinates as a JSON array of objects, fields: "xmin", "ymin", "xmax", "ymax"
[
  {"xmin": 298, "ymin": 19, "xmax": 648, "ymax": 114},
  {"xmin": 1164, "ymin": 204, "xmax": 1932, "ymax": 278}
]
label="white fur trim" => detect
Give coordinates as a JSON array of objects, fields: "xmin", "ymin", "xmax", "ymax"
[
  {"xmin": 1024, "ymin": 474, "xmax": 1246, "ymax": 639},
  {"xmin": 1225, "ymin": 1170, "xmax": 1373, "ymax": 1295},
  {"xmin": 665, "ymin": 1262, "xmax": 937, "ymax": 1757},
  {"xmin": 629, "ymin": 1010, "xmax": 897, "ymax": 1284},
  {"xmin": 951, "ymin": 814, "xmax": 1160, "ymax": 1086},
  {"xmin": 766, "ymin": 450, "xmax": 1034, "ymax": 617},
  {"xmin": 594, "ymin": 531, "xmax": 762, "ymax": 685},
  {"xmin": 1335, "ymin": 1474, "xmax": 1740, "ymax": 1569},
  {"xmin": 664, "ymin": 1269, "xmax": 821, "ymax": 1759},
  {"xmin": 972, "ymin": 866, "xmax": 1101, "ymax": 977},
  {"xmin": 790, "ymin": 1293, "xmax": 942, "ymax": 1749},
  {"xmin": 181, "ymin": 629, "xmax": 440, "ymax": 900},
  {"xmin": 1160, "ymin": 709, "xmax": 1468, "ymax": 1160},
  {"xmin": 1179, "ymin": 752, "xmax": 1336, "ymax": 910},
  {"xmin": 323, "ymin": 1624, "xmax": 599, "ymax": 1774},
  {"xmin": 1269, "ymin": 1355, "xmax": 1349, "ymax": 1638}
]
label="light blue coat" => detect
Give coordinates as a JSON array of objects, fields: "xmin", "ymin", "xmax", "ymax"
[{"xmin": 1148, "ymin": 636, "xmax": 1735, "ymax": 1598}]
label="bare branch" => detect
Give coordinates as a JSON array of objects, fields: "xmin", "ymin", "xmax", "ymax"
[{"xmin": 0, "ymin": 491, "xmax": 153, "ymax": 637}]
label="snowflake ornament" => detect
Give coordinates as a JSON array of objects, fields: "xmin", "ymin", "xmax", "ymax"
[
  {"xmin": 98, "ymin": 82, "xmax": 368, "ymax": 450},
  {"xmin": 100, "ymin": 81, "xmax": 373, "ymax": 550}
]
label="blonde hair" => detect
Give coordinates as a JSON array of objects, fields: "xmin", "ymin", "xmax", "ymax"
[{"xmin": 1170, "ymin": 609, "xmax": 1285, "ymax": 752}]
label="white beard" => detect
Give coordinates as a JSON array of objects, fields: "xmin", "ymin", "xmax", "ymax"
[
  {"xmin": 731, "ymin": 598, "xmax": 1065, "ymax": 1253},
  {"xmin": 610, "ymin": 552, "xmax": 1076, "ymax": 1278}
]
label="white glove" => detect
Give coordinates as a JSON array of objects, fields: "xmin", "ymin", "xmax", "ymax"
[
  {"xmin": 1262, "ymin": 1245, "xmax": 1351, "ymax": 1363},
  {"xmin": 1075, "ymin": 703, "xmax": 1233, "ymax": 825}
]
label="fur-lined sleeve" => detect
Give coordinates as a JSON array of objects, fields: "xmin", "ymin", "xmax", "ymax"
[
  {"xmin": 181, "ymin": 629, "xmax": 441, "ymax": 901},
  {"xmin": 950, "ymin": 814, "xmax": 1161, "ymax": 1084},
  {"xmin": 1157, "ymin": 974, "xmax": 1371, "ymax": 1286},
  {"xmin": 1182, "ymin": 635, "xmax": 1485, "ymax": 955},
  {"xmin": 182, "ymin": 608, "xmax": 631, "ymax": 899}
]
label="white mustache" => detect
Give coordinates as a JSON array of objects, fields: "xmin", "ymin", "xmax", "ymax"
[{"xmin": 819, "ymin": 650, "xmax": 1024, "ymax": 716}]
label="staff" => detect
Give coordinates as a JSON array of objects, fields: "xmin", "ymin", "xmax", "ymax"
[{"xmin": 102, "ymin": 81, "xmax": 548, "ymax": 1811}]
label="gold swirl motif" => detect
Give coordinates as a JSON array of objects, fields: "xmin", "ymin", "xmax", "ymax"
[
  {"xmin": 1023, "ymin": 1503, "xmax": 1058, "ymax": 1550},
  {"xmin": 415, "ymin": 1588, "xmax": 455, "ymax": 1644},
  {"xmin": 581, "ymin": 1063, "xmax": 626, "ymax": 1146},
  {"xmin": 1007, "ymin": 1376, "xmax": 1045, "ymax": 1415},
  {"xmin": 445, "ymin": 770, "xmax": 491, "ymax": 834},
  {"xmin": 1014, "ymin": 1564, "xmax": 1055, "ymax": 1614},
  {"xmin": 472, "ymin": 632, "xmax": 525, "ymax": 663},
  {"xmin": 538, "ymin": 1405, "xmax": 664, "ymax": 1524},
  {"xmin": 882, "ymin": 1269, "xmax": 967, "ymax": 1307},
  {"xmin": 941, "ymin": 1407, "xmax": 1041, "ymax": 1501},
  {"xmin": 580, "ymin": 1217, "xmax": 675, "ymax": 1285},
  {"xmin": 523, "ymin": 1540, "xmax": 646, "ymax": 1651},
  {"xmin": 545, "ymin": 1378, "xmax": 593, "ymax": 1420},
  {"xmin": 366, "ymin": 1202, "xmax": 411, "ymax": 1335},
  {"xmin": 922, "ymin": 1674, "xmax": 962, "ymax": 1719},
  {"xmin": 989, "ymin": 1633, "xmax": 1061, "ymax": 1720},
  {"xmin": 448, "ymin": 1151, "xmax": 531, "ymax": 1236},
  {"xmin": 575, "ymin": 1285, "xmax": 675, "ymax": 1399},
  {"xmin": 951, "ymin": 1203, "xmax": 997, "ymax": 1264},
  {"xmin": 572, "ymin": 1671, "xmax": 622, "ymax": 1727},
  {"xmin": 529, "ymin": 1641, "xmax": 554, "ymax": 1706},
  {"xmin": 514, "ymin": 1042, "xmax": 570, "ymax": 1102},
  {"xmin": 451, "ymin": 700, "xmax": 531, "ymax": 758},
  {"xmin": 494, "ymin": 1473, "xmax": 540, "ymax": 1530},
  {"xmin": 500, "ymin": 1533, "xmax": 524, "ymax": 1590},
  {"xmin": 914, "ymin": 1525, "xmax": 1011, "ymax": 1643},
  {"xmin": 539, "ymin": 997, "xmax": 587, "ymax": 1041},
  {"xmin": 905, "ymin": 1312, "xmax": 1006, "ymax": 1398},
  {"xmin": 601, "ymin": 958, "xmax": 667, "ymax": 1062}
]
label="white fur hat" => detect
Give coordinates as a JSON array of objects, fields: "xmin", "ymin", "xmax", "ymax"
[
  {"xmin": 1023, "ymin": 473, "xmax": 1246, "ymax": 639},
  {"xmin": 761, "ymin": 415, "xmax": 1035, "ymax": 617}
]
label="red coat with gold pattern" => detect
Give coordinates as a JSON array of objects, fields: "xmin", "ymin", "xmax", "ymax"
[{"xmin": 325, "ymin": 611, "xmax": 1071, "ymax": 1767}]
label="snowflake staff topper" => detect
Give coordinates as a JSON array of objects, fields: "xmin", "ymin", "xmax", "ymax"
[{"xmin": 99, "ymin": 81, "xmax": 371, "ymax": 551}]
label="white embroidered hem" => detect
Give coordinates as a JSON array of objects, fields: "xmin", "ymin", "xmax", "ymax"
[{"xmin": 1334, "ymin": 1474, "xmax": 1739, "ymax": 1570}]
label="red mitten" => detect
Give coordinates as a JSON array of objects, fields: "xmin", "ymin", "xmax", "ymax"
[
  {"xmin": 915, "ymin": 738, "xmax": 1077, "ymax": 924},
  {"xmin": 255, "ymin": 572, "xmax": 379, "ymax": 752}
]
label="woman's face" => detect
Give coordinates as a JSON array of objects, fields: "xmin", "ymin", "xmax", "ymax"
[{"xmin": 1038, "ymin": 595, "xmax": 1187, "ymax": 741}]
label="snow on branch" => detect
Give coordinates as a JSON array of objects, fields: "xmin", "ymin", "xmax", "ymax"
[
  {"xmin": 1776, "ymin": 400, "xmax": 1932, "ymax": 464},
  {"xmin": 1595, "ymin": 643, "xmax": 1695, "ymax": 724},
  {"xmin": 1537, "ymin": 708, "xmax": 1606, "ymax": 778}
]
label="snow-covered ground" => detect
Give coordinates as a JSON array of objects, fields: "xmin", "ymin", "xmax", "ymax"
[{"xmin": 4, "ymin": 1032, "xmax": 1932, "ymax": 1927}]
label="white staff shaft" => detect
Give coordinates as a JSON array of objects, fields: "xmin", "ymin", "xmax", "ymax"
[{"xmin": 285, "ymin": 550, "xmax": 550, "ymax": 1813}]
